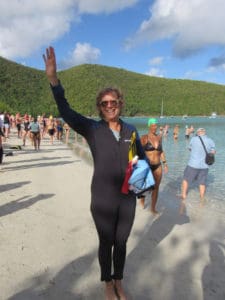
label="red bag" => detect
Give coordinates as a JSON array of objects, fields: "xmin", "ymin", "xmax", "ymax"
[{"xmin": 121, "ymin": 161, "xmax": 133, "ymax": 194}]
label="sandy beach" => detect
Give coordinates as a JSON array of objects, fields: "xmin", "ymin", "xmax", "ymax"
[{"xmin": 1, "ymin": 130, "xmax": 225, "ymax": 300}]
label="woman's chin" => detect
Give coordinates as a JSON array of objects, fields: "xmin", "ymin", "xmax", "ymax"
[{"xmin": 104, "ymin": 115, "xmax": 119, "ymax": 122}]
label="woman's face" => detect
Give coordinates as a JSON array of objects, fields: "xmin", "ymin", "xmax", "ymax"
[
  {"xmin": 149, "ymin": 123, "xmax": 158, "ymax": 134},
  {"xmin": 99, "ymin": 93, "xmax": 123, "ymax": 122}
]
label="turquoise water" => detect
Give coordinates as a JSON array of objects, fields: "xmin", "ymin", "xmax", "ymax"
[
  {"xmin": 125, "ymin": 116, "xmax": 225, "ymax": 215},
  {"xmin": 69, "ymin": 116, "xmax": 225, "ymax": 217}
]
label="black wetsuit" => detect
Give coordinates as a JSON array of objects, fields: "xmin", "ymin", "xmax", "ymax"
[{"xmin": 51, "ymin": 83, "xmax": 145, "ymax": 281}]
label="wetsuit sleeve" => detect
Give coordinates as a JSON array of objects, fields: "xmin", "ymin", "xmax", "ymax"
[{"xmin": 50, "ymin": 83, "xmax": 94, "ymax": 137}]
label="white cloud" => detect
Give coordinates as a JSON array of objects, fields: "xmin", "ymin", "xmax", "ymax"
[
  {"xmin": 145, "ymin": 67, "xmax": 165, "ymax": 77},
  {"xmin": 0, "ymin": 0, "xmax": 77, "ymax": 59},
  {"xmin": 125, "ymin": 0, "xmax": 225, "ymax": 58},
  {"xmin": 149, "ymin": 56, "xmax": 164, "ymax": 65},
  {"xmin": 207, "ymin": 65, "xmax": 225, "ymax": 73},
  {"xmin": 76, "ymin": 0, "xmax": 139, "ymax": 14},
  {"xmin": 184, "ymin": 70, "xmax": 203, "ymax": 80},
  {"xmin": 0, "ymin": 0, "xmax": 139, "ymax": 59},
  {"xmin": 59, "ymin": 42, "xmax": 101, "ymax": 69}
]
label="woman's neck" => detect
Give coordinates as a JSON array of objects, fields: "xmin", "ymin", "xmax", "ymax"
[
  {"xmin": 108, "ymin": 120, "xmax": 121, "ymax": 131},
  {"xmin": 149, "ymin": 132, "xmax": 157, "ymax": 137}
]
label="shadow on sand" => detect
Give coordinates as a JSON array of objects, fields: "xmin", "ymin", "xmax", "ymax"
[{"xmin": 0, "ymin": 193, "xmax": 55, "ymax": 218}]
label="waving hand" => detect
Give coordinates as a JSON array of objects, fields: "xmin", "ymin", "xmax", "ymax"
[{"xmin": 43, "ymin": 46, "xmax": 59, "ymax": 86}]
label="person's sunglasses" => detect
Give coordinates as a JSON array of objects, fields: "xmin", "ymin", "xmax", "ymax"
[{"xmin": 99, "ymin": 99, "xmax": 121, "ymax": 108}]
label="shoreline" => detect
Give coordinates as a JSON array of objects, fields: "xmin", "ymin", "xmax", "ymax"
[{"xmin": 0, "ymin": 131, "xmax": 225, "ymax": 299}]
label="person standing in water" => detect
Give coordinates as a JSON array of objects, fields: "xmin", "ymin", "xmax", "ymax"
[
  {"xmin": 181, "ymin": 127, "xmax": 215, "ymax": 202},
  {"xmin": 43, "ymin": 46, "xmax": 146, "ymax": 300},
  {"xmin": 139, "ymin": 118, "xmax": 168, "ymax": 214},
  {"xmin": 173, "ymin": 124, "xmax": 179, "ymax": 140}
]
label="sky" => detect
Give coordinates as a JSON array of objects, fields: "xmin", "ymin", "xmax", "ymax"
[{"xmin": 1, "ymin": 0, "xmax": 225, "ymax": 85}]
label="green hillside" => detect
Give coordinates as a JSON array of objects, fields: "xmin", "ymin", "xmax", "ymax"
[{"xmin": 0, "ymin": 56, "xmax": 225, "ymax": 116}]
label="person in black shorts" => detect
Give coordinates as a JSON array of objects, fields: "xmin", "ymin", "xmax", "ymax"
[{"xmin": 43, "ymin": 46, "xmax": 146, "ymax": 299}]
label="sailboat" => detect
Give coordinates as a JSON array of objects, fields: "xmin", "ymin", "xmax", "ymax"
[
  {"xmin": 159, "ymin": 99, "xmax": 164, "ymax": 118},
  {"xmin": 209, "ymin": 112, "xmax": 217, "ymax": 119}
]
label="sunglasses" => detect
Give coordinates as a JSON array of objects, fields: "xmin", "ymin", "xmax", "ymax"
[{"xmin": 99, "ymin": 99, "xmax": 121, "ymax": 108}]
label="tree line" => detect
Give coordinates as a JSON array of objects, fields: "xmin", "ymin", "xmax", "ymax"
[{"xmin": 1, "ymin": 56, "xmax": 225, "ymax": 117}]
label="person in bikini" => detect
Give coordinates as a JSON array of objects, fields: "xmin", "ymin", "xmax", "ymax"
[
  {"xmin": 139, "ymin": 118, "xmax": 168, "ymax": 214},
  {"xmin": 22, "ymin": 113, "xmax": 30, "ymax": 146}
]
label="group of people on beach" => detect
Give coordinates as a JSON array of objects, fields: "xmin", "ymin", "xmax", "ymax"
[{"xmin": 0, "ymin": 111, "xmax": 71, "ymax": 152}]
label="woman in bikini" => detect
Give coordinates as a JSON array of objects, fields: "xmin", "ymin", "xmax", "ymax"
[
  {"xmin": 139, "ymin": 118, "xmax": 168, "ymax": 214},
  {"xmin": 22, "ymin": 113, "xmax": 30, "ymax": 146}
]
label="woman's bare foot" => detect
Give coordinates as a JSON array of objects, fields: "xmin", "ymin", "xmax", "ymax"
[
  {"xmin": 114, "ymin": 280, "xmax": 128, "ymax": 300},
  {"xmin": 105, "ymin": 281, "xmax": 117, "ymax": 300},
  {"xmin": 150, "ymin": 209, "xmax": 159, "ymax": 215},
  {"xmin": 176, "ymin": 193, "xmax": 186, "ymax": 200}
]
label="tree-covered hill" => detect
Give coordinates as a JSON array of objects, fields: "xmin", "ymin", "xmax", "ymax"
[{"xmin": 0, "ymin": 56, "xmax": 225, "ymax": 116}]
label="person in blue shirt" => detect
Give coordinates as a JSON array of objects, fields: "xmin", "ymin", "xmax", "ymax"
[{"xmin": 181, "ymin": 128, "xmax": 216, "ymax": 201}]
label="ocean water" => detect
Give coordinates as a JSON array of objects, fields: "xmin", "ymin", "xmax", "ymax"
[
  {"xmin": 68, "ymin": 116, "xmax": 225, "ymax": 219},
  {"xmin": 125, "ymin": 116, "xmax": 225, "ymax": 219}
]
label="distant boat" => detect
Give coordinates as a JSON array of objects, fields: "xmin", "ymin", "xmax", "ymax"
[
  {"xmin": 209, "ymin": 112, "xmax": 217, "ymax": 119},
  {"xmin": 182, "ymin": 114, "xmax": 188, "ymax": 120}
]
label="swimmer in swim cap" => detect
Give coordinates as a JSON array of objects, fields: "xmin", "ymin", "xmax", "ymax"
[
  {"xmin": 148, "ymin": 118, "xmax": 158, "ymax": 127},
  {"xmin": 139, "ymin": 117, "xmax": 168, "ymax": 214}
]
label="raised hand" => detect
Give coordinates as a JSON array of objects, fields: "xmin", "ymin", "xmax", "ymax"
[{"xmin": 43, "ymin": 46, "xmax": 58, "ymax": 85}]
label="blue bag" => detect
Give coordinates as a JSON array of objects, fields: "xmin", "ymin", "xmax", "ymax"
[{"xmin": 128, "ymin": 160, "xmax": 155, "ymax": 195}]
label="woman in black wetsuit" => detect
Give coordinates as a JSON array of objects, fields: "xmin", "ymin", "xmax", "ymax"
[
  {"xmin": 43, "ymin": 47, "xmax": 145, "ymax": 300},
  {"xmin": 139, "ymin": 118, "xmax": 168, "ymax": 214}
]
